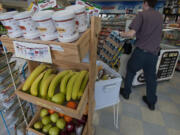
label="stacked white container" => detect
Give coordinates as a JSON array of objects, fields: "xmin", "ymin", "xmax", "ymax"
[
  {"xmin": 52, "ymin": 10, "xmax": 79, "ymax": 43},
  {"xmin": 32, "ymin": 10, "xmax": 58, "ymax": 41},
  {"xmin": 14, "ymin": 11, "xmax": 39, "ymax": 39},
  {"xmin": 66, "ymin": 5, "xmax": 88, "ymax": 33},
  {"xmin": 0, "ymin": 11, "xmax": 23, "ymax": 38}
]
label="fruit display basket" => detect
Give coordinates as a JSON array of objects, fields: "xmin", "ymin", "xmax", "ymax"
[
  {"xmin": 0, "ymin": 29, "xmax": 90, "ymax": 64},
  {"xmin": 27, "ymin": 108, "xmax": 87, "ymax": 135},
  {"xmin": 16, "ymin": 82, "xmax": 88, "ymax": 120}
]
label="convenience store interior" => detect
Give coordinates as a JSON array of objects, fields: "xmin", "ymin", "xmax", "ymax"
[{"xmin": 0, "ymin": 0, "xmax": 180, "ymax": 135}]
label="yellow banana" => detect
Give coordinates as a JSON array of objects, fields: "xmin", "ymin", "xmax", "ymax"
[
  {"xmin": 48, "ymin": 70, "xmax": 70, "ymax": 99},
  {"xmin": 40, "ymin": 74, "xmax": 56, "ymax": 99},
  {"xmin": 66, "ymin": 73, "xmax": 79, "ymax": 101},
  {"xmin": 39, "ymin": 69, "xmax": 56, "ymax": 95},
  {"xmin": 22, "ymin": 64, "xmax": 47, "ymax": 91},
  {"xmin": 60, "ymin": 72, "xmax": 75, "ymax": 94},
  {"xmin": 72, "ymin": 70, "xmax": 88, "ymax": 100},
  {"xmin": 78, "ymin": 72, "xmax": 89, "ymax": 99},
  {"xmin": 30, "ymin": 71, "xmax": 46, "ymax": 96}
]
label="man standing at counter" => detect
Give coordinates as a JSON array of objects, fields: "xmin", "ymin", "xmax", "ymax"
[{"xmin": 120, "ymin": 0, "xmax": 163, "ymax": 110}]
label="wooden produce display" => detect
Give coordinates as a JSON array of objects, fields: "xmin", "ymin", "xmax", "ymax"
[
  {"xmin": 1, "ymin": 29, "xmax": 90, "ymax": 64},
  {"xmin": 0, "ymin": 17, "xmax": 101, "ymax": 135},
  {"xmin": 27, "ymin": 107, "xmax": 88, "ymax": 135},
  {"xmin": 15, "ymin": 79, "xmax": 88, "ymax": 120}
]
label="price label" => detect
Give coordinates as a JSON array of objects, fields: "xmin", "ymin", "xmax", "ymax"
[{"xmin": 13, "ymin": 41, "xmax": 52, "ymax": 63}]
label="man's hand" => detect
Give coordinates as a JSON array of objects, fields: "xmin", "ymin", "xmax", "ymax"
[{"xmin": 120, "ymin": 30, "xmax": 136, "ymax": 38}]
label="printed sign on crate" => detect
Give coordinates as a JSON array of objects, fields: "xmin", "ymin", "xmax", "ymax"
[{"xmin": 13, "ymin": 41, "xmax": 52, "ymax": 63}]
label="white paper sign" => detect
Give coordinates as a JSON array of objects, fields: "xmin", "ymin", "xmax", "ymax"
[{"xmin": 13, "ymin": 41, "xmax": 52, "ymax": 63}]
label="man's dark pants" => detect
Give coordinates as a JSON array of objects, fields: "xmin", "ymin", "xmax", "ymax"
[{"xmin": 124, "ymin": 47, "xmax": 158, "ymax": 105}]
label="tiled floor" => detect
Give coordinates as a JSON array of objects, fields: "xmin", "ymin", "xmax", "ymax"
[
  {"xmin": 94, "ymin": 71, "xmax": 180, "ymax": 135},
  {"xmin": 0, "ymin": 72, "xmax": 179, "ymax": 135}
]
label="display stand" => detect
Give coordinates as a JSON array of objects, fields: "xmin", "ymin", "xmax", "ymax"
[{"xmin": 0, "ymin": 16, "xmax": 101, "ymax": 135}]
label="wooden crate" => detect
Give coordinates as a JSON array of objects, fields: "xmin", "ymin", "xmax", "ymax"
[
  {"xmin": 27, "ymin": 108, "xmax": 87, "ymax": 135},
  {"xmin": 0, "ymin": 29, "xmax": 90, "ymax": 64},
  {"xmin": 16, "ymin": 81, "xmax": 88, "ymax": 120}
]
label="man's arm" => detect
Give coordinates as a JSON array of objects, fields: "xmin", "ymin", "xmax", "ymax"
[
  {"xmin": 120, "ymin": 30, "xmax": 136, "ymax": 38},
  {"xmin": 120, "ymin": 12, "xmax": 143, "ymax": 38}
]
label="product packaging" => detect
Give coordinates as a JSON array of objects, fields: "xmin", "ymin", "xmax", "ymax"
[
  {"xmin": 66, "ymin": 5, "xmax": 88, "ymax": 33},
  {"xmin": 0, "ymin": 11, "xmax": 23, "ymax": 38},
  {"xmin": 32, "ymin": 10, "xmax": 58, "ymax": 41},
  {"xmin": 14, "ymin": 11, "xmax": 39, "ymax": 39},
  {"xmin": 52, "ymin": 10, "xmax": 79, "ymax": 42}
]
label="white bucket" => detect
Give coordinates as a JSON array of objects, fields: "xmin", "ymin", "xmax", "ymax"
[
  {"xmin": 32, "ymin": 10, "xmax": 58, "ymax": 41},
  {"xmin": 0, "ymin": 11, "xmax": 23, "ymax": 38},
  {"xmin": 66, "ymin": 5, "xmax": 88, "ymax": 33},
  {"xmin": 52, "ymin": 10, "xmax": 79, "ymax": 43},
  {"xmin": 14, "ymin": 11, "xmax": 39, "ymax": 39}
]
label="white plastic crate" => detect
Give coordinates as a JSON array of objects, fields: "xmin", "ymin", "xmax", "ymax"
[{"xmin": 95, "ymin": 61, "xmax": 122, "ymax": 110}]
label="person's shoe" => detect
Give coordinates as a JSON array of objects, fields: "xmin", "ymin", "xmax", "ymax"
[
  {"xmin": 142, "ymin": 96, "xmax": 155, "ymax": 111},
  {"xmin": 120, "ymin": 88, "xmax": 129, "ymax": 100}
]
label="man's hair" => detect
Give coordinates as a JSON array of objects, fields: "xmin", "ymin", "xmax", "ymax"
[{"xmin": 144, "ymin": 0, "xmax": 158, "ymax": 8}]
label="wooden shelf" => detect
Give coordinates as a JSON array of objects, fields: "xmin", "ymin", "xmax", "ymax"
[
  {"xmin": 27, "ymin": 108, "xmax": 88, "ymax": 135},
  {"xmin": 0, "ymin": 17, "xmax": 101, "ymax": 135},
  {"xmin": 16, "ymin": 82, "xmax": 88, "ymax": 120},
  {"xmin": 0, "ymin": 29, "xmax": 90, "ymax": 64}
]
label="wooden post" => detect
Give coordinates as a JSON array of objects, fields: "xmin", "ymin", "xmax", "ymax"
[{"xmin": 88, "ymin": 17, "xmax": 101, "ymax": 135}]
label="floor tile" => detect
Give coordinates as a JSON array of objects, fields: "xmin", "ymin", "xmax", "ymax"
[
  {"xmin": 162, "ymin": 112, "xmax": 180, "ymax": 130},
  {"xmin": 120, "ymin": 116, "xmax": 144, "ymax": 135},
  {"xmin": 158, "ymin": 100, "xmax": 180, "ymax": 116},
  {"xmin": 99, "ymin": 110, "xmax": 120, "ymax": 132},
  {"xmin": 168, "ymin": 128, "xmax": 180, "ymax": 135},
  {"xmin": 95, "ymin": 126, "xmax": 120, "ymax": 135},
  {"xmin": 157, "ymin": 92, "xmax": 172, "ymax": 102},
  {"xmin": 122, "ymin": 102, "xmax": 142, "ymax": 120},
  {"xmin": 141, "ymin": 107, "xmax": 165, "ymax": 126},
  {"xmin": 143, "ymin": 121, "xmax": 168, "ymax": 135},
  {"xmin": 170, "ymin": 94, "xmax": 180, "ymax": 104},
  {"xmin": 123, "ymin": 92, "xmax": 143, "ymax": 106}
]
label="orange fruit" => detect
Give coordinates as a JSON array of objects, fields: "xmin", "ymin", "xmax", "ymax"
[
  {"xmin": 64, "ymin": 115, "xmax": 72, "ymax": 123},
  {"xmin": 48, "ymin": 109, "xmax": 55, "ymax": 114},
  {"xmin": 66, "ymin": 101, "xmax": 77, "ymax": 109},
  {"xmin": 59, "ymin": 113, "xmax": 64, "ymax": 117}
]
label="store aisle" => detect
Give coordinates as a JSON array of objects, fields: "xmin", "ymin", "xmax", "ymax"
[{"xmin": 94, "ymin": 71, "xmax": 180, "ymax": 135}]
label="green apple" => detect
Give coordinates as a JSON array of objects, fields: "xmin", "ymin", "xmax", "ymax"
[
  {"xmin": 42, "ymin": 116, "xmax": 51, "ymax": 125},
  {"xmin": 33, "ymin": 121, "xmax": 43, "ymax": 130},
  {"xmin": 49, "ymin": 127, "xmax": 60, "ymax": 135},
  {"xmin": 40, "ymin": 109, "xmax": 49, "ymax": 118},
  {"xmin": 42, "ymin": 124, "xmax": 52, "ymax": 133},
  {"xmin": 56, "ymin": 118, "xmax": 66, "ymax": 129},
  {"xmin": 50, "ymin": 113, "xmax": 59, "ymax": 123},
  {"xmin": 51, "ymin": 93, "xmax": 65, "ymax": 104}
]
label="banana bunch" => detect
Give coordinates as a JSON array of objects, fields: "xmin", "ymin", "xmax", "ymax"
[
  {"xmin": 64, "ymin": 70, "xmax": 89, "ymax": 101},
  {"xmin": 22, "ymin": 64, "xmax": 89, "ymax": 102}
]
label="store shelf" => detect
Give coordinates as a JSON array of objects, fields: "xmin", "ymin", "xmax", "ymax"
[
  {"xmin": 15, "ymin": 82, "xmax": 88, "ymax": 120},
  {"xmin": 27, "ymin": 108, "xmax": 88, "ymax": 135},
  {"xmin": 0, "ymin": 0, "xmax": 28, "ymax": 8},
  {"xmin": 0, "ymin": 29, "xmax": 90, "ymax": 64}
]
